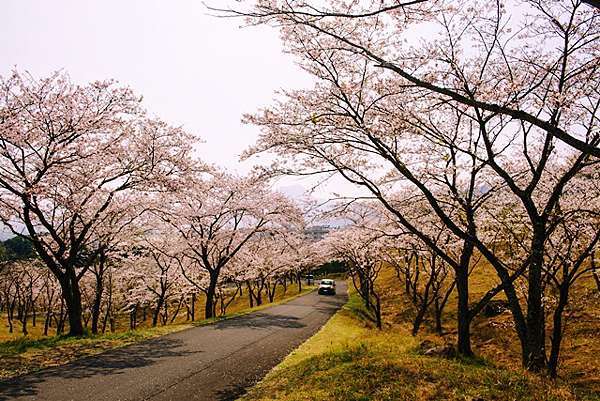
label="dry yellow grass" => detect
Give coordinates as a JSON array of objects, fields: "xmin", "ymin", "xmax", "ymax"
[
  {"xmin": 375, "ymin": 264, "xmax": 600, "ymax": 399},
  {"xmin": 241, "ymin": 269, "xmax": 600, "ymax": 401}
]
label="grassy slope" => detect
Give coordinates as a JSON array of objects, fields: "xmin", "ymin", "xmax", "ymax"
[
  {"xmin": 0, "ymin": 285, "xmax": 315, "ymax": 380},
  {"xmin": 241, "ymin": 271, "xmax": 600, "ymax": 401}
]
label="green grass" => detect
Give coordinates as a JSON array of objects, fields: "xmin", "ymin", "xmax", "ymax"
[
  {"xmin": 0, "ymin": 323, "xmax": 193, "ymax": 379},
  {"xmin": 0, "ymin": 324, "xmax": 189, "ymax": 356},
  {"xmin": 240, "ymin": 291, "xmax": 595, "ymax": 401}
]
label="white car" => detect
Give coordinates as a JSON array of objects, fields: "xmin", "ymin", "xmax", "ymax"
[{"xmin": 318, "ymin": 279, "xmax": 336, "ymax": 295}]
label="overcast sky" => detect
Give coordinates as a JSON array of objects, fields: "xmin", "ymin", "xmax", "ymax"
[{"xmin": 1, "ymin": 0, "xmax": 326, "ymax": 195}]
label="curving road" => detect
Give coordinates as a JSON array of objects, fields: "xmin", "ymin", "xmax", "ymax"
[{"xmin": 0, "ymin": 282, "xmax": 347, "ymax": 401}]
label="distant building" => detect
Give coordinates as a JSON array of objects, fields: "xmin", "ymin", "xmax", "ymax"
[{"xmin": 305, "ymin": 225, "xmax": 330, "ymax": 242}]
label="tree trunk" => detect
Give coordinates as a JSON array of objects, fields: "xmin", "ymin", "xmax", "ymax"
[
  {"xmin": 191, "ymin": 293, "xmax": 196, "ymax": 321},
  {"xmin": 21, "ymin": 301, "xmax": 29, "ymax": 335},
  {"xmin": 267, "ymin": 281, "xmax": 277, "ymax": 303},
  {"xmin": 525, "ymin": 224, "xmax": 547, "ymax": 372},
  {"xmin": 162, "ymin": 299, "xmax": 169, "ymax": 325},
  {"xmin": 171, "ymin": 296, "xmax": 184, "ymax": 323},
  {"xmin": 44, "ymin": 310, "xmax": 52, "ymax": 336},
  {"xmin": 55, "ymin": 299, "xmax": 66, "ymax": 335},
  {"xmin": 593, "ymin": 271, "xmax": 600, "ymax": 292},
  {"xmin": 456, "ymin": 265, "xmax": 473, "ymax": 356},
  {"xmin": 548, "ymin": 284, "xmax": 569, "ymax": 378},
  {"xmin": 205, "ymin": 274, "xmax": 218, "ymax": 319},
  {"xmin": 255, "ymin": 283, "xmax": 263, "ymax": 306},
  {"xmin": 91, "ymin": 254, "xmax": 106, "ymax": 335},
  {"xmin": 59, "ymin": 272, "xmax": 85, "ymax": 337},
  {"xmin": 7, "ymin": 300, "xmax": 15, "ymax": 333},
  {"xmin": 434, "ymin": 298, "xmax": 443, "ymax": 335},
  {"xmin": 91, "ymin": 274, "xmax": 104, "ymax": 334},
  {"xmin": 412, "ymin": 306, "xmax": 427, "ymax": 336},
  {"xmin": 372, "ymin": 291, "xmax": 382, "ymax": 330},
  {"xmin": 152, "ymin": 296, "xmax": 165, "ymax": 327},
  {"xmin": 130, "ymin": 303, "xmax": 138, "ymax": 330},
  {"xmin": 591, "ymin": 255, "xmax": 600, "ymax": 292},
  {"xmin": 246, "ymin": 282, "xmax": 254, "ymax": 308}
]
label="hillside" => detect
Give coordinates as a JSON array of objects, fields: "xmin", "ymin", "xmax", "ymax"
[{"xmin": 240, "ymin": 268, "xmax": 600, "ymax": 401}]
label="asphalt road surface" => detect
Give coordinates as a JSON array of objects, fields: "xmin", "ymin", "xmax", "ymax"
[{"xmin": 0, "ymin": 282, "xmax": 347, "ymax": 401}]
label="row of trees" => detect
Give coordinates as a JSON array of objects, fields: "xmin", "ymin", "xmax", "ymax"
[
  {"xmin": 0, "ymin": 71, "xmax": 326, "ymax": 338},
  {"xmin": 217, "ymin": 0, "xmax": 600, "ymax": 378},
  {"xmin": 0, "ymin": 230, "xmax": 322, "ymax": 336}
]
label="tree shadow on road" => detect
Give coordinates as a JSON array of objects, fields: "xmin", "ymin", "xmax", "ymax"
[
  {"xmin": 0, "ymin": 336, "xmax": 194, "ymax": 400},
  {"xmin": 214, "ymin": 383, "xmax": 249, "ymax": 401},
  {"xmin": 213, "ymin": 313, "xmax": 306, "ymax": 330}
]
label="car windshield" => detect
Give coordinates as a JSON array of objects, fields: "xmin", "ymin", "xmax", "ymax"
[{"xmin": 321, "ymin": 280, "xmax": 333, "ymax": 285}]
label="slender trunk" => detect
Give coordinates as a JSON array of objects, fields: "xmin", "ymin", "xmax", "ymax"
[
  {"xmin": 102, "ymin": 304, "xmax": 110, "ymax": 333},
  {"xmin": 56, "ymin": 299, "xmax": 65, "ymax": 335},
  {"xmin": 130, "ymin": 303, "xmax": 138, "ymax": 330},
  {"xmin": 412, "ymin": 306, "xmax": 427, "ymax": 336},
  {"xmin": 161, "ymin": 299, "xmax": 169, "ymax": 325},
  {"xmin": 246, "ymin": 282, "xmax": 254, "ymax": 308},
  {"xmin": 591, "ymin": 255, "xmax": 600, "ymax": 292},
  {"xmin": 372, "ymin": 290, "xmax": 382, "ymax": 330},
  {"xmin": 435, "ymin": 280, "xmax": 455, "ymax": 336},
  {"xmin": 548, "ymin": 284, "xmax": 569, "ymax": 378},
  {"xmin": 491, "ymin": 258, "xmax": 529, "ymax": 365},
  {"xmin": 434, "ymin": 297, "xmax": 443, "ymax": 335},
  {"xmin": 267, "ymin": 281, "xmax": 277, "ymax": 303},
  {"xmin": 91, "ymin": 274, "xmax": 104, "ymax": 334},
  {"xmin": 152, "ymin": 296, "xmax": 165, "ymax": 327},
  {"xmin": 103, "ymin": 270, "xmax": 114, "ymax": 333},
  {"xmin": 91, "ymin": 256, "xmax": 106, "ymax": 335},
  {"xmin": 220, "ymin": 285, "xmax": 241, "ymax": 316},
  {"xmin": 21, "ymin": 301, "xmax": 29, "ymax": 335},
  {"xmin": 7, "ymin": 300, "xmax": 15, "ymax": 333},
  {"xmin": 456, "ymin": 265, "xmax": 473, "ymax": 356},
  {"xmin": 171, "ymin": 295, "xmax": 184, "ymax": 323},
  {"xmin": 593, "ymin": 271, "xmax": 600, "ymax": 292},
  {"xmin": 43, "ymin": 290, "xmax": 55, "ymax": 336},
  {"xmin": 44, "ymin": 310, "xmax": 52, "ymax": 336},
  {"xmin": 361, "ymin": 275, "xmax": 371, "ymax": 309},
  {"xmin": 255, "ymin": 281, "xmax": 263, "ymax": 306},
  {"xmin": 191, "ymin": 293, "xmax": 196, "ymax": 321}
]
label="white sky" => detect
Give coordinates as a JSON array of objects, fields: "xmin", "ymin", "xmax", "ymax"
[
  {"xmin": 1, "ymin": 0, "xmax": 316, "ymax": 184},
  {"xmin": 1, "ymin": 0, "xmax": 384, "ymax": 205}
]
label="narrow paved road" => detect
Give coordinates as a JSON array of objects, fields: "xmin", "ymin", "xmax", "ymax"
[{"xmin": 0, "ymin": 282, "xmax": 347, "ymax": 401}]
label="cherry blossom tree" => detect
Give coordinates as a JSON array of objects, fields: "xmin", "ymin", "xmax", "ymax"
[
  {"xmin": 0, "ymin": 70, "xmax": 195, "ymax": 336},
  {"xmin": 219, "ymin": 0, "xmax": 600, "ymax": 158},
  {"xmin": 481, "ymin": 163, "xmax": 600, "ymax": 378},
  {"xmin": 241, "ymin": 63, "xmax": 508, "ymax": 356},
  {"xmin": 156, "ymin": 172, "xmax": 302, "ymax": 319},
  {"xmin": 383, "ymin": 225, "xmax": 459, "ymax": 336},
  {"xmin": 325, "ymin": 224, "xmax": 387, "ymax": 329},
  {"xmin": 81, "ymin": 193, "xmax": 150, "ymax": 333},
  {"xmin": 221, "ymin": 0, "xmax": 600, "ymax": 374}
]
